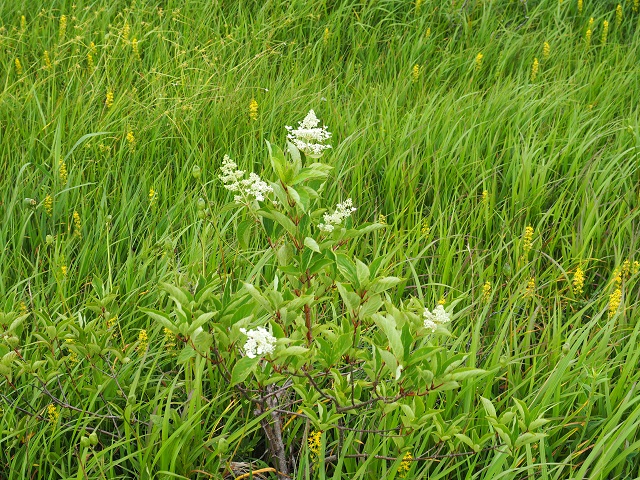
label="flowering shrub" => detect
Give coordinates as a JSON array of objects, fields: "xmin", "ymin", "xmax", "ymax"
[{"xmin": 141, "ymin": 110, "xmax": 546, "ymax": 478}]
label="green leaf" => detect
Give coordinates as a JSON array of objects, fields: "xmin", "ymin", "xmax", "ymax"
[
  {"xmin": 372, "ymin": 313, "xmax": 403, "ymax": 360},
  {"xmin": 335, "ymin": 254, "xmax": 358, "ymax": 285},
  {"xmin": 231, "ymin": 356, "xmax": 260, "ymax": 386},
  {"xmin": 514, "ymin": 432, "xmax": 546, "ymax": 449},
  {"xmin": 304, "ymin": 237, "xmax": 321, "ymax": 253},
  {"xmin": 336, "ymin": 282, "xmax": 361, "ymax": 312},
  {"xmin": 266, "ymin": 140, "xmax": 288, "ymax": 182},
  {"xmin": 480, "ymin": 396, "xmax": 497, "ymax": 418},
  {"xmin": 243, "ymin": 283, "xmax": 272, "ymax": 312},
  {"xmin": 291, "ymin": 163, "xmax": 333, "ymax": 185},
  {"xmin": 140, "ymin": 308, "xmax": 177, "ymax": 333},
  {"xmin": 160, "ymin": 282, "xmax": 192, "ymax": 307},
  {"xmin": 369, "ymin": 277, "xmax": 403, "ymax": 294},
  {"xmin": 189, "ymin": 312, "xmax": 217, "ymax": 334},
  {"xmin": 445, "ymin": 368, "xmax": 486, "ymax": 381},
  {"xmin": 277, "ymin": 346, "xmax": 310, "ymax": 357},
  {"xmin": 259, "ymin": 209, "xmax": 298, "ymax": 238},
  {"xmin": 237, "ymin": 219, "xmax": 253, "ymax": 250}
]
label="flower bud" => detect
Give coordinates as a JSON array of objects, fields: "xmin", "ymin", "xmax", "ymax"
[
  {"xmin": 192, "ymin": 165, "xmax": 201, "ymax": 179},
  {"xmin": 163, "ymin": 237, "xmax": 173, "ymax": 251},
  {"xmin": 80, "ymin": 436, "xmax": 90, "ymax": 448},
  {"xmin": 562, "ymin": 342, "xmax": 570, "ymax": 354},
  {"xmin": 46, "ymin": 234, "xmax": 54, "ymax": 245},
  {"xmin": 89, "ymin": 432, "xmax": 98, "ymax": 445},
  {"xmin": 197, "ymin": 198, "xmax": 206, "ymax": 211},
  {"xmin": 197, "ymin": 209, "xmax": 207, "ymax": 219}
]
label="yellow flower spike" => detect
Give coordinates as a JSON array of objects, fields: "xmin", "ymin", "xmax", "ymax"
[
  {"xmin": 523, "ymin": 225, "xmax": 534, "ymax": 252},
  {"xmin": 601, "ymin": 20, "xmax": 609, "ymax": 45},
  {"xmin": 308, "ymin": 430, "xmax": 322, "ymax": 459},
  {"xmin": 634, "ymin": 0, "xmax": 639, "ymax": 14},
  {"xmin": 122, "ymin": 21, "xmax": 130, "ymax": 41},
  {"xmin": 416, "ymin": 0, "xmax": 423, "ymax": 11},
  {"xmin": 578, "ymin": 0, "xmax": 583, "ymax": 14},
  {"xmin": 421, "ymin": 219, "xmax": 430, "ymax": 236},
  {"xmin": 89, "ymin": 41, "xmax": 97, "ymax": 55},
  {"xmin": 482, "ymin": 190, "xmax": 489, "ymax": 203},
  {"xmin": 631, "ymin": 261, "xmax": 639, "ymax": 276},
  {"xmin": 525, "ymin": 277, "xmax": 536, "ymax": 298},
  {"xmin": 543, "ymin": 42, "xmax": 550, "ymax": 60},
  {"xmin": 530, "ymin": 57, "xmax": 539, "ymax": 82},
  {"xmin": 126, "ymin": 130, "xmax": 136, "ymax": 150},
  {"xmin": 59, "ymin": 15, "xmax": 67, "ymax": 41},
  {"xmin": 59, "ymin": 157, "xmax": 68, "ymax": 183},
  {"xmin": 105, "ymin": 89, "xmax": 114, "ymax": 108},
  {"xmin": 475, "ymin": 52, "xmax": 483, "ymax": 71},
  {"xmin": 249, "ymin": 98, "xmax": 258, "ymax": 121},
  {"xmin": 47, "ymin": 404, "xmax": 59, "ymax": 423},
  {"xmin": 412, "ymin": 64, "xmax": 421, "ymax": 83},
  {"xmin": 20, "ymin": 15, "xmax": 26, "ymax": 34},
  {"xmin": 60, "ymin": 264, "xmax": 68, "ymax": 276},
  {"xmin": 73, "ymin": 210, "xmax": 82, "ymax": 237},
  {"xmin": 378, "ymin": 213, "xmax": 387, "ymax": 225},
  {"xmin": 65, "ymin": 339, "xmax": 78, "ymax": 363},
  {"xmin": 585, "ymin": 28, "xmax": 592, "ymax": 47},
  {"xmin": 15, "ymin": 58, "xmax": 23, "ymax": 76},
  {"xmin": 398, "ymin": 452, "xmax": 413, "ymax": 478},
  {"xmin": 132, "ymin": 38, "xmax": 141, "ymax": 61},
  {"xmin": 425, "ymin": 27, "xmax": 431, "ymax": 38},
  {"xmin": 43, "ymin": 50, "xmax": 52, "ymax": 71},
  {"xmin": 137, "ymin": 329, "xmax": 148, "ymax": 353},
  {"xmin": 149, "ymin": 187, "xmax": 157, "ymax": 206},
  {"xmin": 323, "ymin": 28, "xmax": 330, "ymax": 45},
  {"xmin": 482, "ymin": 281, "xmax": 491, "ymax": 300},
  {"xmin": 608, "ymin": 288, "xmax": 622, "ymax": 317},
  {"xmin": 438, "ymin": 296, "xmax": 446, "ymax": 305},
  {"xmin": 572, "ymin": 267, "xmax": 585, "ymax": 295},
  {"xmin": 87, "ymin": 52, "xmax": 94, "ymax": 71},
  {"xmin": 43, "ymin": 194, "xmax": 53, "ymax": 216},
  {"xmin": 621, "ymin": 259, "xmax": 631, "ymax": 279},
  {"xmin": 616, "ymin": 4, "xmax": 623, "ymax": 27}
]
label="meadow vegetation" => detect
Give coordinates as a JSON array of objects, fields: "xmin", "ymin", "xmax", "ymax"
[{"xmin": 1, "ymin": 0, "xmax": 640, "ymax": 478}]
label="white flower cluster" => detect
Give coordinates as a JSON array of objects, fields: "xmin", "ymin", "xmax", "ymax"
[
  {"xmin": 219, "ymin": 155, "xmax": 273, "ymax": 203},
  {"xmin": 318, "ymin": 199, "xmax": 356, "ymax": 232},
  {"xmin": 423, "ymin": 305, "xmax": 451, "ymax": 332},
  {"xmin": 239, "ymin": 326, "xmax": 277, "ymax": 358},
  {"xmin": 285, "ymin": 109, "xmax": 332, "ymax": 158}
]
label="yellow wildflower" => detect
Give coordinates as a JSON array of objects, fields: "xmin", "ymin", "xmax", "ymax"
[
  {"xmin": 60, "ymin": 264, "xmax": 68, "ymax": 276},
  {"xmin": 43, "ymin": 194, "xmax": 53, "ymax": 216},
  {"xmin": 482, "ymin": 190, "xmax": 489, "ymax": 203},
  {"xmin": 398, "ymin": 451, "xmax": 412, "ymax": 478},
  {"xmin": 122, "ymin": 21, "xmax": 130, "ymax": 41},
  {"xmin": 20, "ymin": 15, "xmax": 26, "ymax": 34},
  {"xmin": 126, "ymin": 130, "xmax": 136, "ymax": 150},
  {"xmin": 482, "ymin": 281, "xmax": 491, "ymax": 300},
  {"xmin": 525, "ymin": 277, "xmax": 536, "ymax": 298},
  {"xmin": 59, "ymin": 15, "xmax": 67, "ymax": 41},
  {"xmin": 73, "ymin": 210, "xmax": 82, "ymax": 237},
  {"xmin": 416, "ymin": 0, "xmax": 423, "ymax": 11},
  {"xmin": 601, "ymin": 20, "xmax": 609, "ymax": 45},
  {"xmin": 412, "ymin": 64, "xmax": 421, "ymax": 83},
  {"xmin": 523, "ymin": 225, "xmax": 534, "ymax": 252},
  {"xmin": 59, "ymin": 157, "xmax": 68, "ymax": 183},
  {"xmin": 378, "ymin": 213, "xmax": 387, "ymax": 225},
  {"xmin": 530, "ymin": 57, "xmax": 539, "ymax": 82},
  {"xmin": 425, "ymin": 27, "xmax": 431, "ymax": 38},
  {"xmin": 43, "ymin": 50, "xmax": 52, "ymax": 70},
  {"xmin": 323, "ymin": 28, "xmax": 330, "ymax": 45},
  {"xmin": 66, "ymin": 339, "xmax": 78, "ymax": 363},
  {"xmin": 19, "ymin": 301, "xmax": 28, "ymax": 315},
  {"xmin": 15, "ymin": 58, "xmax": 23, "ymax": 75},
  {"xmin": 164, "ymin": 327, "xmax": 176, "ymax": 349},
  {"xmin": 89, "ymin": 41, "xmax": 97, "ymax": 55},
  {"xmin": 105, "ymin": 89, "xmax": 114, "ymax": 108},
  {"xmin": 616, "ymin": 5, "xmax": 623, "ymax": 27},
  {"xmin": 585, "ymin": 28, "xmax": 592, "ymax": 47},
  {"xmin": 249, "ymin": 98, "xmax": 258, "ymax": 121},
  {"xmin": 609, "ymin": 288, "xmax": 622, "ymax": 317},
  {"xmin": 149, "ymin": 187, "xmax": 157, "ymax": 206},
  {"xmin": 438, "ymin": 296, "xmax": 446, "ymax": 305},
  {"xmin": 634, "ymin": 0, "xmax": 639, "ymax": 14},
  {"xmin": 137, "ymin": 329, "xmax": 148, "ymax": 353},
  {"xmin": 578, "ymin": 0, "xmax": 583, "ymax": 14},
  {"xmin": 543, "ymin": 41, "xmax": 550, "ymax": 60},
  {"xmin": 87, "ymin": 52, "xmax": 94, "ymax": 71},
  {"xmin": 47, "ymin": 404, "xmax": 59, "ymax": 423},
  {"xmin": 572, "ymin": 266, "xmax": 584, "ymax": 295},
  {"xmin": 475, "ymin": 52, "xmax": 483, "ymax": 71},
  {"xmin": 308, "ymin": 430, "xmax": 322, "ymax": 458},
  {"xmin": 132, "ymin": 38, "xmax": 141, "ymax": 61},
  {"xmin": 421, "ymin": 219, "xmax": 430, "ymax": 236},
  {"xmin": 588, "ymin": 17, "xmax": 594, "ymax": 29},
  {"xmin": 632, "ymin": 261, "xmax": 639, "ymax": 276},
  {"xmin": 621, "ymin": 260, "xmax": 631, "ymax": 279}
]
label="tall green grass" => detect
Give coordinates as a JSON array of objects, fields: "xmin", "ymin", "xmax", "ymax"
[{"xmin": 1, "ymin": 0, "xmax": 640, "ymax": 478}]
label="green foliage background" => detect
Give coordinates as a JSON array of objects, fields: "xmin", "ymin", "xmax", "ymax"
[{"xmin": 1, "ymin": 0, "xmax": 640, "ymax": 478}]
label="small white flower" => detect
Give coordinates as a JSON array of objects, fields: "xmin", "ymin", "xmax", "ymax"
[
  {"xmin": 239, "ymin": 326, "xmax": 277, "ymax": 358},
  {"xmin": 219, "ymin": 155, "xmax": 273, "ymax": 204},
  {"xmin": 318, "ymin": 198, "xmax": 356, "ymax": 232},
  {"xmin": 423, "ymin": 304, "xmax": 451, "ymax": 332},
  {"xmin": 286, "ymin": 109, "xmax": 332, "ymax": 158}
]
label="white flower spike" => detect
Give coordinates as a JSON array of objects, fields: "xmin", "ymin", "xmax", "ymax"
[{"xmin": 285, "ymin": 109, "xmax": 332, "ymax": 158}]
